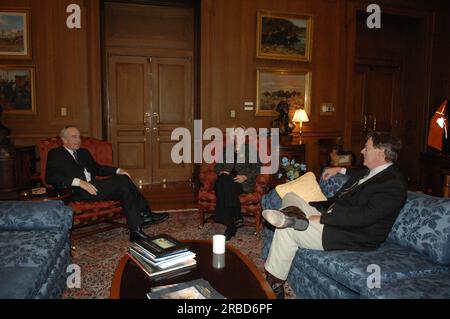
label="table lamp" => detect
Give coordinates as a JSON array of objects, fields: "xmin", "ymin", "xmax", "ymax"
[{"xmin": 293, "ymin": 109, "xmax": 309, "ymax": 144}]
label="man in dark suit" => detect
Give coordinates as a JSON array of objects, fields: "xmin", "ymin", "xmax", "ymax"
[
  {"xmin": 262, "ymin": 132, "xmax": 407, "ymax": 298},
  {"xmin": 46, "ymin": 125, "xmax": 168, "ymax": 242}
]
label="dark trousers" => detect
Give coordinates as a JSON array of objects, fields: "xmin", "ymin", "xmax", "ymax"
[
  {"xmin": 72, "ymin": 175, "xmax": 147, "ymax": 229},
  {"xmin": 214, "ymin": 174, "xmax": 243, "ymax": 227}
]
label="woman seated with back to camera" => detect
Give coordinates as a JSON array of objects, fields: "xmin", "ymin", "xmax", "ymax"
[{"xmin": 214, "ymin": 126, "xmax": 261, "ymax": 240}]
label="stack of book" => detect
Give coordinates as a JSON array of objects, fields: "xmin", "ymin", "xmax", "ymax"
[{"xmin": 128, "ymin": 234, "xmax": 196, "ymax": 279}]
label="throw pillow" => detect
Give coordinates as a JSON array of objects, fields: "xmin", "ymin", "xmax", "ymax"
[{"xmin": 275, "ymin": 172, "xmax": 327, "ymax": 202}]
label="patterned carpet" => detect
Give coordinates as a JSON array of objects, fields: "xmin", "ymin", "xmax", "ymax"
[{"xmin": 63, "ymin": 211, "xmax": 297, "ymax": 299}]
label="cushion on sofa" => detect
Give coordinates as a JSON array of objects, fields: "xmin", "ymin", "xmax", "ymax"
[
  {"xmin": 296, "ymin": 241, "xmax": 450, "ymax": 294},
  {"xmin": 0, "ymin": 230, "xmax": 69, "ymax": 298},
  {"xmin": 0, "ymin": 201, "xmax": 73, "ymax": 231},
  {"xmin": 362, "ymin": 273, "xmax": 450, "ymax": 299},
  {"xmin": 0, "ymin": 267, "xmax": 42, "ymax": 299},
  {"xmin": 275, "ymin": 172, "xmax": 327, "ymax": 202},
  {"xmin": 388, "ymin": 192, "xmax": 450, "ymax": 265},
  {"xmin": 289, "ymin": 256, "xmax": 359, "ymax": 299}
]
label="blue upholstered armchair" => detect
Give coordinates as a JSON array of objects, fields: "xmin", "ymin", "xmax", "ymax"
[{"xmin": 0, "ymin": 201, "xmax": 72, "ymax": 299}]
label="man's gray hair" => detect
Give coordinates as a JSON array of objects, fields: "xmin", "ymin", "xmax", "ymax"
[
  {"xmin": 366, "ymin": 131, "xmax": 402, "ymax": 162},
  {"xmin": 60, "ymin": 125, "xmax": 78, "ymax": 139}
]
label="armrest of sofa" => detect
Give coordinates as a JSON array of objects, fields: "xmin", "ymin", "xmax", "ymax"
[
  {"xmin": 0, "ymin": 201, "xmax": 73, "ymax": 232},
  {"xmin": 319, "ymin": 173, "xmax": 350, "ymax": 198}
]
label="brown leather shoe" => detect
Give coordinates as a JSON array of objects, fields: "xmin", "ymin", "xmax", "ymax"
[
  {"xmin": 262, "ymin": 206, "xmax": 309, "ymax": 231},
  {"xmin": 265, "ymin": 270, "xmax": 285, "ymax": 299}
]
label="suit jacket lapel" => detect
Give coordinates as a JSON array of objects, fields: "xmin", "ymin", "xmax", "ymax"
[
  {"xmin": 60, "ymin": 146, "xmax": 84, "ymax": 169},
  {"xmin": 343, "ymin": 165, "xmax": 396, "ymax": 196}
]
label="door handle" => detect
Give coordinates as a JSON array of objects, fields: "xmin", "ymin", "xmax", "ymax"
[
  {"xmin": 143, "ymin": 112, "xmax": 150, "ymax": 125},
  {"xmin": 373, "ymin": 117, "xmax": 377, "ymax": 131},
  {"xmin": 363, "ymin": 115, "xmax": 367, "ymax": 131},
  {"xmin": 151, "ymin": 112, "xmax": 160, "ymax": 124}
]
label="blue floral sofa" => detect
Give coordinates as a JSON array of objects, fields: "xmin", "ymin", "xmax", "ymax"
[
  {"xmin": 261, "ymin": 174, "xmax": 450, "ymax": 298},
  {"xmin": 0, "ymin": 201, "xmax": 72, "ymax": 299}
]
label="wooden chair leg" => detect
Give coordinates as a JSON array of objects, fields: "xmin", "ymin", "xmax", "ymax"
[{"xmin": 198, "ymin": 209, "xmax": 205, "ymax": 229}]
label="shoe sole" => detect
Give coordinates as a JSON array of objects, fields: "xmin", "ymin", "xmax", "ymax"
[{"xmin": 262, "ymin": 209, "xmax": 309, "ymax": 231}]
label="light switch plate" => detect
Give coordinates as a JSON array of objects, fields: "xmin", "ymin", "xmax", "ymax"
[{"xmin": 320, "ymin": 103, "xmax": 334, "ymax": 115}]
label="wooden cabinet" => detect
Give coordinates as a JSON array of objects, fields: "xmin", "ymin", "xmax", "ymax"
[
  {"xmin": 279, "ymin": 142, "xmax": 306, "ymax": 165},
  {"xmin": 0, "ymin": 145, "xmax": 36, "ymax": 200},
  {"xmin": 420, "ymin": 151, "xmax": 450, "ymax": 197}
]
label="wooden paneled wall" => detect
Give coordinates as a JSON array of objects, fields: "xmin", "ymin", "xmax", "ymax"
[
  {"xmin": 200, "ymin": 0, "xmax": 450, "ymax": 175},
  {"xmin": 200, "ymin": 0, "xmax": 347, "ymax": 174},
  {"xmin": 2, "ymin": 0, "xmax": 101, "ymax": 149},
  {"xmin": 2, "ymin": 0, "xmax": 449, "ymax": 178}
]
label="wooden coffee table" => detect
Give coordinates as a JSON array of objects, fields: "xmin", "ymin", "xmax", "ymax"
[{"xmin": 110, "ymin": 239, "xmax": 276, "ymax": 299}]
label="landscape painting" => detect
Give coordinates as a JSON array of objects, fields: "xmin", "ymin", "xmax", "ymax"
[
  {"xmin": 256, "ymin": 68, "xmax": 311, "ymax": 117},
  {"xmin": 257, "ymin": 11, "xmax": 313, "ymax": 61},
  {"xmin": 0, "ymin": 9, "xmax": 31, "ymax": 59}
]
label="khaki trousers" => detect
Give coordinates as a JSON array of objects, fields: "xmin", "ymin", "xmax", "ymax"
[{"xmin": 264, "ymin": 192, "xmax": 324, "ymax": 280}]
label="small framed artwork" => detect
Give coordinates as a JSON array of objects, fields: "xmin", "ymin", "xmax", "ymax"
[
  {"xmin": 0, "ymin": 65, "xmax": 36, "ymax": 115},
  {"xmin": 0, "ymin": 9, "xmax": 32, "ymax": 59},
  {"xmin": 256, "ymin": 68, "xmax": 311, "ymax": 117},
  {"xmin": 256, "ymin": 10, "xmax": 313, "ymax": 62}
]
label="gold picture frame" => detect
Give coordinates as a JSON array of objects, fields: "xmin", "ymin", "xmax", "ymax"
[
  {"xmin": 0, "ymin": 65, "xmax": 36, "ymax": 115},
  {"xmin": 0, "ymin": 9, "xmax": 32, "ymax": 59},
  {"xmin": 256, "ymin": 68, "xmax": 311, "ymax": 117},
  {"xmin": 256, "ymin": 10, "xmax": 313, "ymax": 62}
]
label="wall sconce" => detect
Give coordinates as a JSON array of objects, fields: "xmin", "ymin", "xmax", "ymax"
[{"xmin": 293, "ymin": 109, "xmax": 309, "ymax": 144}]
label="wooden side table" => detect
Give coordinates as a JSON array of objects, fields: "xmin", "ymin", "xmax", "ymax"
[{"xmin": 19, "ymin": 187, "xmax": 72, "ymax": 205}]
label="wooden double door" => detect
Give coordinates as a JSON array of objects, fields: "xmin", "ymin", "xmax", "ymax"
[{"xmin": 107, "ymin": 55, "xmax": 193, "ymax": 184}]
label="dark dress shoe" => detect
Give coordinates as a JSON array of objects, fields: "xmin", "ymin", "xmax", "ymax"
[
  {"xmin": 141, "ymin": 212, "xmax": 169, "ymax": 227},
  {"xmin": 129, "ymin": 226, "xmax": 150, "ymax": 242},
  {"xmin": 234, "ymin": 217, "xmax": 244, "ymax": 228},
  {"xmin": 262, "ymin": 206, "xmax": 309, "ymax": 231},
  {"xmin": 265, "ymin": 270, "xmax": 285, "ymax": 299},
  {"xmin": 224, "ymin": 225, "xmax": 237, "ymax": 241}
]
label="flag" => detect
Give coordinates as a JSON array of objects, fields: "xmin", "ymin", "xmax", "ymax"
[{"xmin": 427, "ymin": 100, "xmax": 448, "ymax": 151}]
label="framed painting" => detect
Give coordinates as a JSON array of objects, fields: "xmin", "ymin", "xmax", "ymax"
[
  {"xmin": 0, "ymin": 65, "xmax": 36, "ymax": 115},
  {"xmin": 256, "ymin": 10, "xmax": 313, "ymax": 62},
  {"xmin": 0, "ymin": 9, "xmax": 32, "ymax": 59},
  {"xmin": 256, "ymin": 68, "xmax": 311, "ymax": 117}
]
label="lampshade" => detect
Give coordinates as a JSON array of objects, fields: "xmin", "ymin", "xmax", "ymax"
[{"xmin": 293, "ymin": 109, "xmax": 309, "ymax": 123}]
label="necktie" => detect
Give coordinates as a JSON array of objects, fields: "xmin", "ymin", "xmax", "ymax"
[
  {"xmin": 337, "ymin": 180, "xmax": 360, "ymax": 198},
  {"xmin": 73, "ymin": 150, "xmax": 80, "ymax": 164},
  {"xmin": 327, "ymin": 174, "xmax": 369, "ymax": 213}
]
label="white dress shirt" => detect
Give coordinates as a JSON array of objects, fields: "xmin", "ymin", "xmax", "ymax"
[
  {"xmin": 340, "ymin": 162, "xmax": 393, "ymax": 185},
  {"xmin": 64, "ymin": 146, "xmax": 91, "ymax": 186}
]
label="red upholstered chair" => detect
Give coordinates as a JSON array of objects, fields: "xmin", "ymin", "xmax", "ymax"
[
  {"xmin": 38, "ymin": 136, "xmax": 125, "ymax": 240},
  {"xmin": 198, "ymin": 137, "xmax": 272, "ymax": 233}
]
